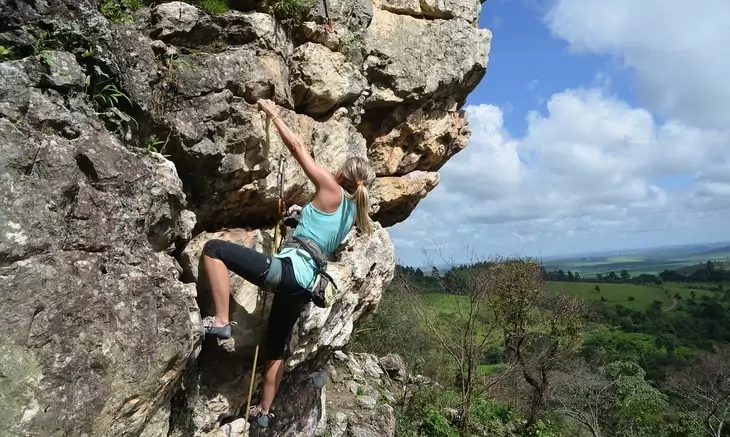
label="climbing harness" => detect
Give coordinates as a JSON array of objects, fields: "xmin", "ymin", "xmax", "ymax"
[{"xmin": 244, "ymin": 114, "xmax": 287, "ymax": 427}]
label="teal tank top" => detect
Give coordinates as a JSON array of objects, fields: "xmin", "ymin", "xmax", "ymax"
[{"xmin": 274, "ymin": 188, "xmax": 356, "ymax": 289}]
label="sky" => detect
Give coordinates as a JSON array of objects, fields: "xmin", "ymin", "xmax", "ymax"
[{"xmin": 389, "ymin": 0, "xmax": 730, "ymax": 267}]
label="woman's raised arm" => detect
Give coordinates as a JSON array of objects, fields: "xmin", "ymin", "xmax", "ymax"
[{"xmin": 257, "ymin": 99, "xmax": 341, "ymax": 209}]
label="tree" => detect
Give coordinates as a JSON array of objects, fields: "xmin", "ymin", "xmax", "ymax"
[
  {"xmin": 665, "ymin": 344, "xmax": 730, "ymax": 437},
  {"xmin": 414, "ymin": 267, "xmax": 424, "ymax": 277},
  {"xmin": 568, "ymin": 271, "xmax": 575, "ymax": 282},
  {"xmin": 550, "ymin": 360, "xmax": 668, "ymax": 437},
  {"xmin": 486, "ymin": 258, "xmax": 587, "ymax": 430},
  {"xmin": 432, "ymin": 266, "xmax": 440, "ymax": 278},
  {"xmin": 595, "ymin": 285, "xmax": 601, "ymax": 293},
  {"xmin": 620, "ymin": 270, "xmax": 631, "ymax": 281},
  {"xmin": 398, "ymin": 251, "xmax": 512, "ymax": 435}
]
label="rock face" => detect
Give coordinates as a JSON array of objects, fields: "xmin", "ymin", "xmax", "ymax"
[
  {"xmin": 167, "ymin": 225, "xmax": 395, "ymax": 436},
  {"xmin": 0, "ymin": 0, "xmax": 489, "ymax": 435},
  {"xmin": 311, "ymin": 351, "xmax": 440, "ymax": 437}
]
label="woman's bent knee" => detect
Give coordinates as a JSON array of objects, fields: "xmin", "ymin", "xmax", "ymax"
[{"xmin": 202, "ymin": 239, "xmax": 224, "ymax": 259}]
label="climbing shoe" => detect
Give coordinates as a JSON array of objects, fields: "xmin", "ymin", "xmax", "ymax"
[
  {"xmin": 202, "ymin": 316, "xmax": 236, "ymax": 339},
  {"xmin": 247, "ymin": 405, "xmax": 274, "ymax": 429}
]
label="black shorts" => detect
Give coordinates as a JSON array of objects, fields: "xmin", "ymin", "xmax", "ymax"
[{"xmin": 202, "ymin": 239, "xmax": 311, "ymax": 360}]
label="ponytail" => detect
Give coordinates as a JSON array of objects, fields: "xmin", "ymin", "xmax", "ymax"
[
  {"xmin": 345, "ymin": 184, "xmax": 373, "ymax": 236},
  {"xmin": 338, "ymin": 156, "xmax": 375, "ymax": 236}
]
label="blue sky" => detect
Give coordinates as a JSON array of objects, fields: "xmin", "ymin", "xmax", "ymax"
[{"xmin": 389, "ymin": 0, "xmax": 730, "ymax": 267}]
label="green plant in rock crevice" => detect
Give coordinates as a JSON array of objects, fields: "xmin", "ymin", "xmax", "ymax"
[
  {"xmin": 100, "ymin": 0, "xmax": 142, "ymax": 24},
  {"xmin": 0, "ymin": 46, "xmax": 12, "ymax": 61},
  {"xmin": 147, "ymin": 132, "xmax": 172, "ymax": 157},
  {"xmin": 263, "ymin": 0, "xmax": 317, "ymax": 23},
  {"xmin": 187, "ymin": 0, "xmax": 230, "ymax": 14},
  {"xmin": 338, "ymin": 32, "xmax": 363, "ymax": 64}
]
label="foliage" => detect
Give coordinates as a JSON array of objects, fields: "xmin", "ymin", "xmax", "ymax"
[
  {"xmin": 543, "ymin": 260, "xmax": 730, "ymax": 286},
  {"xmin": 100, "ymin": 0, "xmax": 141, "ymax": 24},
  {"xmin": 147, "ymin": 133, "xmax": 171, "ymax": 157},
  {"xmin": 338, "ymin": 31, "xmax": 364, "ymax": 64},
  {"xmin": 0, "ymin": 46, "xmax": 12, "ymax": 61},
  {"xmin": 398, "ymin": 387, "xmax": 525, "ymax": 437},
  {"xmin": 384, "ymin": 260, "xmax": 730, "ymax": 436},
  {"xmin": 487, "ymin": 257, "xmax": 588, "ymax": 430},
  {"xmin": 664, "ymin": 345, "xmax": 730, "ymax": 437},
  {"xmin": 187, "ymin": 0, "xmax": 230, "ymax": 14},
  {"xmin": 397, "ymin": 253, "xmax": 523, "ymax": 434},
  {"xmin": 263, "ymin": 0, "xmax": 317, "ymax": 23},
  {"xmin": 604, "ymin": 361, "xmax": 668, "ymax": 436},
  {"xmin": 351, "ymin": 282, "xmax": 451, "ymax": 381}
]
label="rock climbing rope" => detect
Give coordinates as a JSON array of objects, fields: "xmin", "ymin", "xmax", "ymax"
[
  {"xmin": 323, "ymin": 0, "xmax": 334, "ymax": 33},
  {"xmin": 244, "ymin": 114, "xmax": 287, "ymax": 425}
]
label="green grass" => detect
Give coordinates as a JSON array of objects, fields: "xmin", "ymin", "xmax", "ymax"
[
  {"xmin": 187, "ymin": 0, "xmax": 229, "ymax": 14},
  {"xmin": 547, "ymin": 281, "xmax": 668, "ymax": 310},
  {"xmin": 658, "ymin": 282, "xmax": 718, "ymax": 301},
  {"xmin": 421, "ymin": 281, "xmax": 726, "ymax": 317},
  {"xmin": 548, "ymin": 281, "xmax": 727, "ymax": 312},
  {"xmin": 421, "ymin": 292, "xmax": 466, "ymax": 315}
]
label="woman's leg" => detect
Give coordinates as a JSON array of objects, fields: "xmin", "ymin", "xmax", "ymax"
[
  {"xmin": 259, "ymin": 358, "xmax": 285, "ymax": 414},
  {"xmin": 200, "ymin": 239, "xmax": 270, "ymax": 332},
  {"xmin": 251, "ymin": 260, "xmax": 309, "ymax": 419}
]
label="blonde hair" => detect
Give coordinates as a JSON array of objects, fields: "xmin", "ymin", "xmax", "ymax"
[{"xmin": 338, "ymin": 157, "xmax": 376, "ymax": 235}]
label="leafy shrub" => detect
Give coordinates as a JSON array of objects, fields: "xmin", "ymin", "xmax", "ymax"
[
  {"xmin": 188, "ymin": 0, "xmax": 229, "ymax": 14},
  {"xmin": 0, "ymin": 46, "xmax": 12, "ymax": 61},
  {"xmin": 350, "ymin": 283, "xmax": 452, "ymax": 382},
  {"xmin": 263, "ymin": 0, "xmax": 316, "ymax": 22},
  {"xmin": 100, "ymin": 0, "xmax": 141, "ymax": 23},
  {"xmin": 419, "ymin": 408, "xmax": 459, "ymax": 437}
]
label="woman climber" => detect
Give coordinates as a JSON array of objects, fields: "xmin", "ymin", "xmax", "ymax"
[{"xmin": 198, "ymin": 98, "xmax": 376, "ymax": 428}]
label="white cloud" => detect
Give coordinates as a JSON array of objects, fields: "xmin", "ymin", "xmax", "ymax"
[
  {"xmin": 544, "ymin": 0, "xmax": 730, "ymax": 131},
  {"xmin": 389, "ymin": 0, "xmax": 730, "ymax": 265},
  {"xmin": 389, "ymin": 88, "xmax": 729, "ymax": 264}
]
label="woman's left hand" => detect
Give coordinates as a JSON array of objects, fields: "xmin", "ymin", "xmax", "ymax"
[{"xmin": 257, "ymin": 99, "xmax": 279, "ymax": 118}]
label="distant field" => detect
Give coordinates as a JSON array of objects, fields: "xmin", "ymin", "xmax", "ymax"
[
  {"xmin": 547, "ymin": 281, "xmax": 722, "ymax": 311},
  {"xmin": 542, "ymin": 253, "xmax": 730, "ymax": 277},
  {"xmin": 416, "ymin": 281, "xmax": 726, "ymax": 319},
  {"xmin": 547, "ymin": 281, "xmax": 666, "ymax": 310}
]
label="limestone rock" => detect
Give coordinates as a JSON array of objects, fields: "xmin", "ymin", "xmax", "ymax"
[
  {"xmin": 172, "ymin": 223, "xmax": 395, "ymax": 434},
  {"xmin": 380, "ymin": 353, "xmax": 407, "ymax": 382},
  {"xmin": 357, "ymin": 395, "xmax": 378, "ymax": 409},
  {"xmin": 170, "ymin": 47, "xmax": 292, "ymax": 107},
  {"xmin": 306, "ymin": 0, "xmax": 374, "ymax": 33},
  {"xmin": 371, "ymin": 171, "xmax": 440, "ymax": 226},
  {"xmin": 39, "ymin": 51, "xmax": 86, "ymax": 91},
  {"xmin": 167, "ymin": 100, "xmax": 367, "ymax": 230},
  {"xmin": 355, "ymin": 353, "xmax": 385, "ymax": 379},
  {"xmin": 213, "ymin": 11, "xmax": 291, "ymax": 57},
  {"xmin": 371, "ymin": 0, "xmax": 422, "ymax": 17},
  {"xmin": 290, "ymin": 42, "xmax": 367, "ymax": 116},
  {"xmin": 363, "ymin": 8, "xmax": 491, "ymax": 106},
  {"xmin": 372, "ymin": 0, "xmax": 481, "ymax": 23},
  {"xmin": 350, "ymin": 405, "xmax": 397, "ymax": 437},
  {"xmin": 150, "ymin": 2, "xmax": 214, "ymax": 45},
  {"xmin": 363, "ymin": 105, "xmax": 470, "ymax": 176},
  {"xmin": 0, "ymin": 0, "xmax": 490, "ymax": 434},
  {"xmin": 328, "ymin": 412, "xmax": 349, "ymax": 437},
  {"xmin": 0, "ymin": 118, "xmax": 200, "ymax": 436}
]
